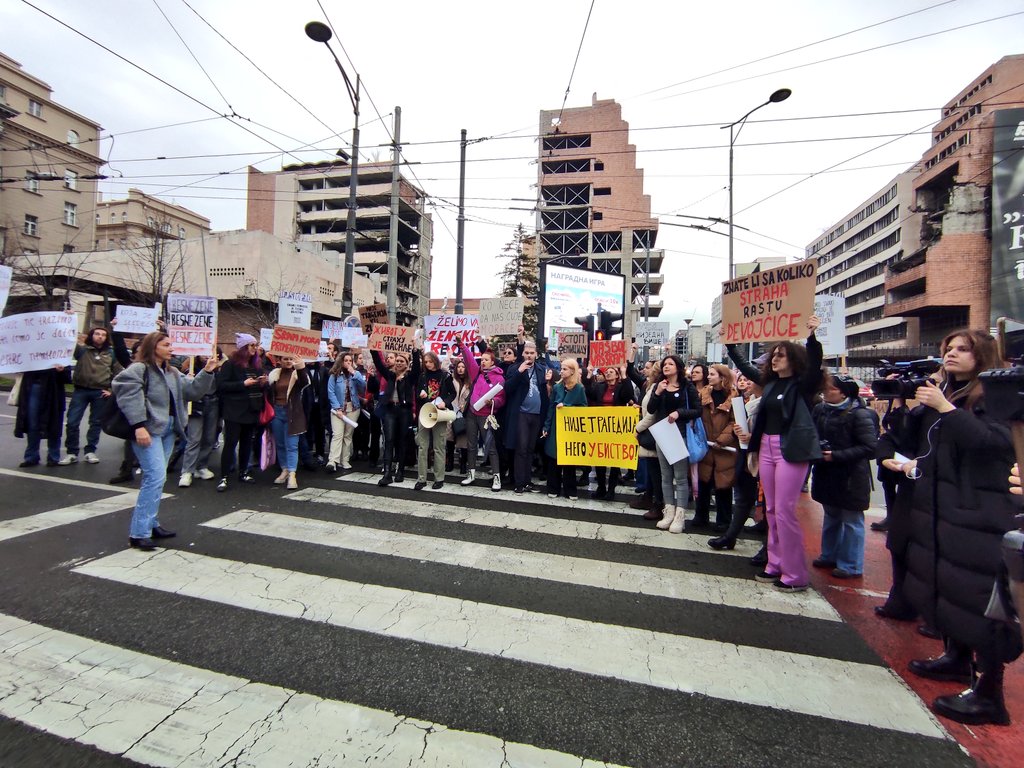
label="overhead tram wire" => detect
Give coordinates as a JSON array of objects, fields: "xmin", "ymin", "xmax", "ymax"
[
  {"xmin": 151, "ymin": 0, "xmax": 234, "ymax": 113},
  {"xmin": 555, "ymin": 0, "xmax": 597, "ymax": 126}
]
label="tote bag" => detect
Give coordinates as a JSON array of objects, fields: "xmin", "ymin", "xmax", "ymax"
[{"xmin": 683, "ymin": 389, "xmax": 708, "ymax": 463}]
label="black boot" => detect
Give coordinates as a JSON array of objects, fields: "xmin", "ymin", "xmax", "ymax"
[
  {"xmin": 591, "ymin": 484, "xmax": 607, "ymax": 500},
  {"xmin": 109, "ymin": 462, "xmax": 133, "ymax": 485},
  {"xmin": 445, "ymin": 443, "xmax": 455, "ymax": 473},
  {"xmin": 933, "ymin": 664, "xmax": 1011, "ymax": 726},
  {"xmin": 458, "ymin": 449, "xmax": 467, "ymax": 475},
  {"xmin": 749, "ymin": 544, "xmax": 767, "ymax": 566},
  {"xmin": 909, "ymin": 639, "xmax": 972, "ymax": 684},
  {"xmin": 710, "ymin": 504, "xmax": 749, "ymax": 550},
  {"xmin": 629, "ymin": 492, "xmax": 652, "ymax": 511},
  {"xmin": 378, "ymin": 464, "xmax": 393, "ymax": 487}
]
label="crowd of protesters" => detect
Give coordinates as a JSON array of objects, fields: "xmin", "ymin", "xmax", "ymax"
[{"xmin": 8, "ymin": 316, "xmax": 1022, "ymax": 725}]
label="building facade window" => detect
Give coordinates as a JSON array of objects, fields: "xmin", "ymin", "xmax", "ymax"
[
  {"xmin": 64, "ymin": 169, "xmax": 77, "ymax": 190},
  {"xmin": 28, "ymin": 99, "xmax": 42, "ymax": 117},
  {"xmin": 121, "ymin": 212, "xmax": 127, "ymax": 223},
  {"xmin": 0, "ymin": 84, "xmax": 6, "ymax": 103},
  {"xmin": 178, "ymin": 226, "xmax": 186, "ymax": 239},
  {"xmin": 161, "ymin": 222, "xmax": 171, "ymax": 234},
  {"xmin": 146, "ymin": 216, "xmax": 156, "ymax": 229},
  {"xmin": 24, "ymin": 215, "xmax": 38, "ymax": 236},
  {"xmin": 64, "ymin": 202, "xmax": 77, "ymax": 226},
  {"xmin": 24, "ymin": 173, "xmax": 39, "ymax": 193},
  {"xmin": 66, "ymin": 130, "xmax": 79, "ymax": 145}
]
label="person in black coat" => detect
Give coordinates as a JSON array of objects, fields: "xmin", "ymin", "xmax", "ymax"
[
  {"xmin": 810, "ymin": 373, "xmax": 879, "ymax": 579},
  {"xmin": 215, "ymin": 333, "xmax": 267, "ymax": 491},
  {"xmin": 372, "ymin": 346, "xmax": 419, "ymax": 486},
  {"xmin": 886, "ymin": 329, "xmax": 1021, "ymax": 726},
  {"xmin": 14, "ymin": 365, "xmax": 71, "ymax": 467},
  {"xmin": 503, "ymin": 339, "xmax": 550, "ymax": 493},
  {"xmin": 585, "ymin": 363, "xmax": 637, "ymax": 500}
]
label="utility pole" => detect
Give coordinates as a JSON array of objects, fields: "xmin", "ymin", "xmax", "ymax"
[
  {"xmin": 455, "ymin": 128, "xmax": 467, "ymax": 315},
  {"xmin": 386, "ymin": 107, "xmax": 401, "ymax": 323},
  {"xmin": 342, "ymin": 77, "xmax": 360, "ymax": 318}
]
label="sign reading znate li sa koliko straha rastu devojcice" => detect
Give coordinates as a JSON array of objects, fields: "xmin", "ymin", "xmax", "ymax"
[{"xmin": 720, "ymin": 258, "xmax": 817, "ymax": 344}]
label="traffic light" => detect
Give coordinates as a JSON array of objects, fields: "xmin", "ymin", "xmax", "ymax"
[
  {"xmin": 594, "ymin": 328, "xmax": 606, "ymax": 341},
  {"xmin": 598, "ymin": 310, "xmax": 623, "ymax": 340},
  {"xmin": 574, "ymin": 314, "xmax": 598, "ymax": 341}
]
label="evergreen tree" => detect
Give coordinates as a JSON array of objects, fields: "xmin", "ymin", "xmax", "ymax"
[{"xmin": 497, "ymin": 223, "xmax": 539, "ymax": 337}]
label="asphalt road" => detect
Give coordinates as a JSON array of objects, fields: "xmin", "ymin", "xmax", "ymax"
[{"xmin": 0, "ymin": 401, "xmax": 973, "ymax": 768}]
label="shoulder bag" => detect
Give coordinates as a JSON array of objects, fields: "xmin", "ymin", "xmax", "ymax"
[
  {"xmin": 683, "ymin": 389, "xmax": 709, "ymax": 463},
  {"xmin": 101, "ymin": 365, "xmax": 150, "ymax": 441}
]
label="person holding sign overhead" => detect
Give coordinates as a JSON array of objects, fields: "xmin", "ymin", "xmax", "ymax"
[
  {"xmin": 456, "ymin": 337, "xmax": 506, "ymax": 490},
  {"xmin": 371, "ymin": 343, "xmax": 420, "ymax": 487}
]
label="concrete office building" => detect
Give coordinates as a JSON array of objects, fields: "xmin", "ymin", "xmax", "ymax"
[
  {"xmin": 536, "ymin": 96, "xmax": 664, "ymax": 338},
  {"xmin": 247, "ymin": 161, "xmax": 432, "ymax": 325}
]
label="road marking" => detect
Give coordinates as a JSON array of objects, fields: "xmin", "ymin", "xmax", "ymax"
[
  {"xmin": 203, "ymin": 510, "xmax": 841, "ymax": 622},
  {"xmin": 0, "ymin": 612, "xmax": 619, "ymax": 768},
  {"xmin": 74, "ymin": 549, "xmax": 945, "ymax": 737},
  {"xmin": 828, "ymin": 585, "xmax": 890, "ymax": 599},
  {"xmin": 0, "ymin": 467, "xmax": 131, "ymax": 493},
  {"xmin": 0, "ymin": 492, "xmax": 140, "ymax": 543},
  {"xmin": 286, "ymin": 486, "xmax": 760, "ymax": 558}
]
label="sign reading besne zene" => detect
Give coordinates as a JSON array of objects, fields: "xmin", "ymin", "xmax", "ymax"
[{"xmin": 720, "ymin": 259, "xmax": 817, "ymax": 343}]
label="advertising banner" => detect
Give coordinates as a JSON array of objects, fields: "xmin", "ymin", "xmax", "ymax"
[
  {"xmin": 542, "ymin": 265, "xmax": 624, "ymax": 344},
  {"xmin": 114, "ymin": 305, "xmax": 160, "ymax": 335},
  {"xmin": 478, "ymin": 297, "xmax": 524, "ymax": 337},
  {"xmin": 555, "ymin": 406, "xmax": 638, "ymax": 469},
  {"xmin": 423, "ymin": 314, "xmax": 480, "ymax": 356},
  {"xmin": 369, "ymin": 324, "xmax": 415, "ymax": 354},
  {"xmin": 589, "ymin": 339, "xmax": 628, "ymax": 369},
  {"xmin": 813, "ymin": 293, "xmax": 846, "ymax": 357},
  {"xmin": 167, "ymin": 293, "xmax": 217, "ymax": 357},
  {"xmin": 720, "ymin": 259, "xmax": 816, "ymax": 344},
  {"xmin": 269, "ymin": 325, "xmax": 320, "ymax": 360},
  {"xmin": 0, "ymin": 311, "xmax": 78, "ymax": 374},
  {"xmin": 990, "ymin": 108, "xmax": 1024, "ymax": 324}
]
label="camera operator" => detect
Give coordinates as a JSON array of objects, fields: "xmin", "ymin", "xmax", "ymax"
[
  {"xmin": 810, "ymin": 373, "xmax": 879, "ymax": 579},
  {"xmin": 885, "ymin": 330, "xmax": 1020, "ymax": 726}
]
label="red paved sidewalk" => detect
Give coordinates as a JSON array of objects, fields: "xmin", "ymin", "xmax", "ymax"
[{"xmin": 796, "ymin": 495, "xmax": 1022, "ymax": 768}]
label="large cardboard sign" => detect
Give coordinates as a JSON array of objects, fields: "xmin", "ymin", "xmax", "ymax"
[
  {"xmin": 813, "ymin": 293, "xmax": 846, "ymax": 357},
  {"xmin": 0, "ymin": 311, "xmax": 77, "ymax": 374},
  {"xmin": 278, "ymin": 290, "xmax": 312, "ymax": 329},
  {"xmin": 634, "ymin": 321, "xmax": 669, "ymax": 347},
  {"xmin": 423, "ymin": 314, "xmax": 480, "ymax": 356},
  {"xmin": 478, "ymin": 297, "xmax": 524, "ymax": 337},
  {"xmin": 114, "ymin": 304, "xmax": 160, "ymax": 335},
  {"xmin": 358, "ymin": 303, "xmax": 389, "ymax": 335},
  {"xmin": 369, "ymin": 323, "xmax": 415, "ymax": 354},
  {"xmin": 721, "ymin": 259, "xmax": 817, "ymax": 344},
  {"xmin": 589, "ymin": 339, "xmax": 627, "ymax": 369},
  {"xmin": 269, "ymin": 325, "xmax": 320, "ymax": 360},
  {"xmin": 557, "ymin": 330, "xmax": 589, "ymax": 358},
  {"xmin": 556, "ymin": 406, "xmax": 639, "ymax": 469},
  {"xmin": 0, "ymin": 264, "xmax": 12, "ymax": 315},
  {"xmin": 167, "ymin": 293, "xmax": 217, "ymax": 357}
]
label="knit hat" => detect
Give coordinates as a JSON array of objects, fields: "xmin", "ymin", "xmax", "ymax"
[{"xmin": 236, "ymin": 332, "xmax": 258, "ymax": 348}]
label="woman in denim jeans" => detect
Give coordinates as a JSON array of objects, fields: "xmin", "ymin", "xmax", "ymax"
[
  {"xmin": 111, "ymin": 332, "xmax": 217, "ymax": 550},
  {"xmin": 267, "ymin": 355, "xmax": 310, "ymax": 489}
]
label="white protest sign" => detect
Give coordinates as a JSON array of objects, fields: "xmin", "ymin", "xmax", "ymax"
[
  {"xmin": 478, "ymin": 297, "xmax": 524, "ymax": 337},
  {"xmin": 321, "ymin": 319, "xmax": 345, "ymax": 340},
  {"xmin": 317, "ymin": 340, "xmax": 331, "ymax": 362},
  {"xmin": 0, "ymin": 265, "xmax": 12, "ymax": 314},
  {"xmin": 341, "ymin": 327, "xmax": 368, "ymax": 347},
  {"xmin": 813, "ymin": 293, "xmax": 846, "ymax": 357},
  {"xmin": 423, "ymin": 314, "xmax": 480, "ymax": 356},
  {"xmin": 260, "ymin": 328, "xmax": 274, "ymax": 350},
  {"xmin": 278, "ymin": 290, "xmax": 312, "ymax": 329},
  {"xmin": 114, "ymin": 305, "xmax": 160, "ymax": 335},
  {"xmin": 0, "ymin": 312, "xmax": 78, "ymax": 374},
  {"xmin": 167, "ymin": 294, "xmax": 217, "ymax": 357},
  {"xmin": 634, "ymin": 321, "xmax": 669, "ymax": 347}
]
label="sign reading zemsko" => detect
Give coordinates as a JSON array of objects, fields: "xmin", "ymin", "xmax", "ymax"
[
  {"xmin": 720, "ymin": 258, "xmax": 817, "ymax": 344},
  {"xmin": 167, "ymin": 293, "xmax": 217, "ymax": 356}
]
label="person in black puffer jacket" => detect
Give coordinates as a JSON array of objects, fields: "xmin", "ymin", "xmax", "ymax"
[
  {"xmin": 810, "ymin": 373, "xmax": 879, "ymax": 579},
  {"xmin": 215, "ymin": 333, "xmax": 267, "ymax": 491}
]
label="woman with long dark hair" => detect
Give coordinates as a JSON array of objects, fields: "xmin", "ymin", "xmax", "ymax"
[
  {"xmin": 726, "ymin": 316, "xmax": 823, "ymax": 593},
  {"xmin": 446, "ymin": 357, "xmax": 472, "ymax": 476},
  {"xmin": 689, "ymin": 363, "xmax": 709, "ymax": 391},
  {"xmin": 372, "ymin": 346, "xmax": 420, "ymax": 486},
  {"xmin": 585, "ymin": 364, "xmax": 637, "ymax": 500},
  {"xmin": 215, "ymin": 333, "xmax": 267, "ymax": 492},
  {"xmin": 889, "ymin": 329, "xmax": 1020, "ymax": 726},
  {"xmin": 694, "ymin": 363, "xmax": 739, "ymax": 531},
  {"xmin": 268, "ymin": 354, "xmax": 310, "ymax": 490},
  {"xmin": 111, "ymin": 332, "xmax": 218, "ymax": 550}
]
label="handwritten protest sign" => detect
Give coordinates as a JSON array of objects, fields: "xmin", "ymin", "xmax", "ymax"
[
  {"xmin": 259, "ymin": 328, "xmax": 274, "ymax": 350},
  {"xmin": 0, "ymin": 311, "xmax": 77, "ymax": 374},
  {"xmin": 114, "ymin": 305, "xmax": 159, "ymax": 335},
  {"xmin": 634, "ymin": 321, "xmax": 669, "ymax": 347},
  {"xmin": 167, "ymin": 293, "xmax": 217, "ymax": 356},
  {"xmin": 556, "ymin": 406, "xmax": 638, "ymax": 469},
  {"xmin": 721, "ymin": 258, "xmax": 817, "ymax": 344},
  {"xmin": 813, "ymin": 293, "xmax": 846, "ymax": 356},
  {"xmin": 0, "ymin": 265, "xmax": 12, "ymax": 314},
  {"xmin": 423, "ymin": 314, "xmax": 480, "ymax": 356},
  {"xmin": 369, "ymin": 323, "xmax": 415, "ymax": 354},
  {"xmin": 589, "ymin": 339, "xmax": 627, "ymax": 369},
  {"xmin": 270, "ymin": 325, "xmax": 320, "ymax": 360},
  {"xmin": 557, "ymin": 330, "xmax": 589, "ymax": 358},
  {"xmin": 478, "ymin": 297, "xmax": 524, "ymax": 336},
  {"xmin": 358, "ymin": 303, "xmax": 388, "ymax": 335},
  {"xmin": 341, "ymin": 327, "xmax": 368, "ymax": 347},
  {"xmin": 321, "ymin": 319, "xmax": 345, "ymax": 340},
  {"xmin": 278, "ymin": 291, "xmax": 312, "ymax": 329},
  {"xmin": 549, "ymin": 325, "xmax": 578, "ymax": 352}
]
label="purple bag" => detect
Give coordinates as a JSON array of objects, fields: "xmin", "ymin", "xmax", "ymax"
[{"xmin": 260, "ymin": 429, "xmax": 277, "ymax": 471}]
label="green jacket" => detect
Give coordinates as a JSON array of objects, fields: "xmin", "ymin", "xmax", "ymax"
[{"xmin": 72, "ymin": 344, "xmax": 123, "ymax": 389}]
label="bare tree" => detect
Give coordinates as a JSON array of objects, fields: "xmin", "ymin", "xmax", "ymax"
[
  {"xmin": 0, "ymin": 231, "xmax": 93, "ymax": 312},
  {"xmin": 117, "ymin": 227, "xmax": 189, "ymax": 306}
]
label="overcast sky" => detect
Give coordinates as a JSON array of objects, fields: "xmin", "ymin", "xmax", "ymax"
[{"xmin": 3, "ymin": 0, "xmax": 1021, "ymax": 328}]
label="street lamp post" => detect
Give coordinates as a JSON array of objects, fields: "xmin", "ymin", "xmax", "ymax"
[
  {"xmin": 305, "ymin": 21, "xmax": 361, "ymax": 318},
  {"xmin": 721, "ymin": 88, "xmax": 791, "ymax": 281}
]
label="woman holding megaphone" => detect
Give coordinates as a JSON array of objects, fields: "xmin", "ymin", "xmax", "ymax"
[{"xmin": 414, "ymin": 349, "xmax": 455, "ymax": 491}]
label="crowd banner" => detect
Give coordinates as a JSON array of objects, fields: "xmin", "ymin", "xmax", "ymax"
[
  {"xmin": 423, "ymin": 314, "xmax": 480, "ymax": 356},
  {"xmin": 0, "ymin": 311, "xmax": 78, "ymax": 375},
  {"xmin": 167, "ymin": 293, "xmax": 217, "ymax": 357},
  {"xmin": 813, "ymin": 293, "xmax": 846, "ymax": 357},
  {"xmin": 478, "ymin": 297, "xmax": 524, "ymax": 337},
  {"xmin": 555, "ymin": 406, "xmax": 638, "ymax": 469},
  {"xmin": 341, "ymin": 327, "xmax": 368, "ymax": 347},
  {"xmin": 358, "ymin": 303, "xmax": 388, "ymax": 336},
  {"xmin": 269, "ymin": 325, "xmax": 320, "ymax": 360},
  {"xmin": 321, "ymin": 319, "xmax": 345, "ymax": 340},
  {"xmin": 721, "ymin": 258, "xmax": 817, "ymax": 344},
  {"xmin": 0, "ymin": 264, "xmax": 12, "ymax": 314},
  {"xmin": 589, "ymin": 339, "xmax": 627, "ymax": 369},
  {"xmin": 634, "ymin": 321, "xmax": 669, "ymax": 347},
  {"xmin": 259, "ymin": 328, "xmax": 274, "ymax": 351},
  {"xmin": 369, "ymin": 323, "xmax": 415, "ymax": 354},
  {"xmin": 557, "ymin": 330, "xmax": 589, "ymax": 358},
  {"xmin": 114, "ymin": 305, "xmax": 160, "ymax": 335},
  {"xmin": 278, "ymin": 291, "xmax": 312, "ymax": 329}
]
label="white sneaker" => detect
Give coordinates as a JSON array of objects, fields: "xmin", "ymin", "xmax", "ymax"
[
  {"xmin": 83, "ymin": 452, "xmax": 100, "ymax": 464},
  {"xmin": 196, "ymin": 468, "xmax": 215, "ymax": 480},
  {"xmin": 491, "ymin": 474, "xmax": 501, "ymax": 492},
  {"xmin": 57, "ymin": 455, "xmax": 78, "ymax": 466},
  {"xmin": 178, "ymin": 473, "xmax": 193, "ymax": 488},
  {"xmin": 461, "ymin": 470, "xmax": 475, "ymax": 486}
]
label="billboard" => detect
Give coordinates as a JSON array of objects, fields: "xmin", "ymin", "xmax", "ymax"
[
  {"xmin": 541, "ymin": 264, "xmax": 625, "ymax": 348},
  {"xmin": 991, "ymin": 108, "xmax": 1024, "ymax": 324}
]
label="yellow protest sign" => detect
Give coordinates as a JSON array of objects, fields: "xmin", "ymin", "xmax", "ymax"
[{"xmin": 556, "ymin": 406, "xmax": 639, "ymax": 469}]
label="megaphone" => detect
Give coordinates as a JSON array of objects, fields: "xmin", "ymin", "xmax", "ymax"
[{"xmin": 419, "ymin": 402, "xmax": 456, "ymax": 429}]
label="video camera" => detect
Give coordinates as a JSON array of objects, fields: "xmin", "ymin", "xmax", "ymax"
[{"xmin": 870, "ymin": 358, "xmax": 941, "ymax": 400}]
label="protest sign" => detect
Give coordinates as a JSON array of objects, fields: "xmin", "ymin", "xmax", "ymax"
[
  {"xmin": 0, "ymin": 311, "xmax": 77, "ymax": 374},
  {"xmin": 269, "ymin": 325, "xmax": 320, "ymax": 360},
  {"xmin": 478, "ymin": 297, "xmax": 524, "ymax": 337},
  {"xmin": 341, "ymin": 327, "xmax": 368, "ymax": 347},
  {"xmin": 317, "ymin": 340, "xmax": 331, "ymax": 361},
  {"xmin": 321, "ymin": 319, "xmax": 345, "ymax": 340},
  {"xmin": 167, "ymin": 293, "xmax": 216, "ymax": 356},
  {"xmin": 259, "ymin": 328, "xmax": 274, "ymax": 350},
  {"xmin": 555, "ymin": 406, "xmax": 638, "ymax": 469},
  {"xmin": 549, "ymin": 325, "xmax": 579, "ymax": 352},
  {"xmin": 557, "ymin": 330, "xmax": 589, "ymax": 358},
  {"xmin": 369, "ymin": 323, "xmax": 415, "ymax": 354},
  {"xmin": 634, "ymin": 321, "xmax": 669, "ymax": 347},
  {"xmin": 721, "ymin": 258, "xmax": 817, "ymax": 344},
  {"xmin": 358, "ymin": 303, "xmax": 389, "ymax": 335},
  {"xmin": 497, "ymin": 342, "xmax": 517, "ymax": 359},
  {"xmin": 423, "ymin": 314, "xmax": 480, "ymax": 356},
  {"xmin": 278, "ymin": 290, "xmax": 312, "ymax": 329},
  {"xmin": 589, "ymin": 339, "xmax": 627, "ymax": 369},
  {"xmin": 0, "ymin": 264, "xmax": 12, "ymax": 314},
  {"xmin": 114, "ymin": 305, "xmax": 159, "ymax": 335},
  {"xmin": 813, "ymin": 293, "xmax": 846, "ymax": 357}
]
